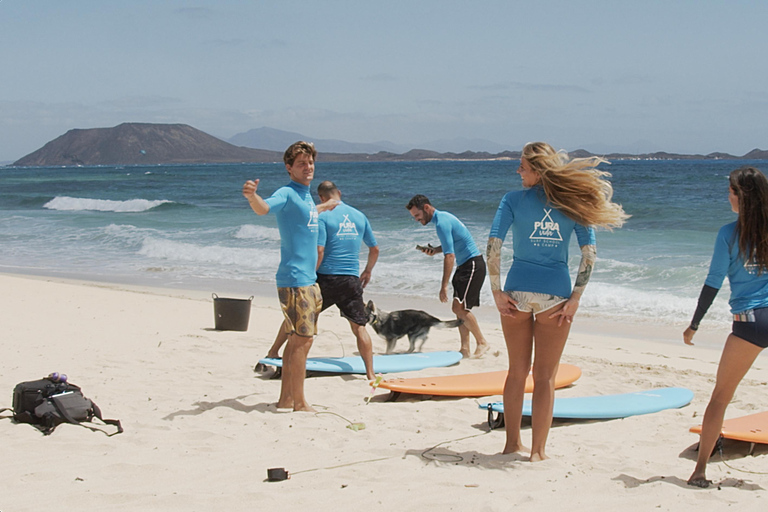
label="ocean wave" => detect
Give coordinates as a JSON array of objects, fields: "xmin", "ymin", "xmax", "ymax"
[
  {"xmin": 234, "ymin": 224, "xmax": 281, "ymax": 242},
  {"xmin": 579, "ymin": 281, "xmax": 731, "ymax": 327},
  {"xmin": 43, "ymin": 196, "xmax": 173, "ymax": 213},
  {"xmin": 138, "ymin": 237, "xmax": 280, "ymax": 268}
]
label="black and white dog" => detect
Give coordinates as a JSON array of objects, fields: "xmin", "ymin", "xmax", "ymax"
[{"xmin": 365, "ymin": 300, "xmax": 463, "ymax": 354}]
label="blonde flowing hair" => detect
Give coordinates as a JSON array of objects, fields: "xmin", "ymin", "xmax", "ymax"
[{"xmin": 523, "ymin": 142, "xmax": 629, "ymax": 229}]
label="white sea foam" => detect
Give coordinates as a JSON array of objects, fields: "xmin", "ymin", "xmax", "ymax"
[
  {"xmin": 580, "ymin": 281, "xmax": 731, "ymax": 327},
  {"xmin": 138, "ymin": 237, "xmax": 280, "ymax": 269},
  {"xmin": 234, "ymin": 224, "xmax": 281, "ymax": 242},
  {"xmin": 44, "ymin": 196, "xmax": 172, "ymax": 212}
]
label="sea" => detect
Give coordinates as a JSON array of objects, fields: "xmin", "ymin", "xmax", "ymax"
[{"xmin": 1, "ymin": 158, "xmax": 762, "ymax": 331}]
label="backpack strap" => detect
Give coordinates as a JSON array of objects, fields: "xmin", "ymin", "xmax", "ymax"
[
  {"xmin": 90, "ymin": 401, "xmax": 123, "ymax": 436},
  {"xmin": 49, "ymin": 396, "xmax": 123, "ymax": 436}
]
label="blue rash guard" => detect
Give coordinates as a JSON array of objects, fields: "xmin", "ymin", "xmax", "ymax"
[
  {"xmin": 489, "ymin": 186, "xmax": 596, "ymax": 298},
  {"xmin": 704, "ymin": 221, "xmax": 768, "ymax": 313},
  {"xmin": 430, "ymin": 209, "xmax": 481, "ymax": 266},
  {"xmin": 264, "ymin": 181, "xmax": 319, "ymax": 288},
  {"xmin": 317, "ymin": 201, "xmax": 377, "ymax": 276}
]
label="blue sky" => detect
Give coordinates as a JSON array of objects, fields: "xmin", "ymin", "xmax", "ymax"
[{"xmin": 1, "ymin": 0, "xmax": 766, "ymax": 162}]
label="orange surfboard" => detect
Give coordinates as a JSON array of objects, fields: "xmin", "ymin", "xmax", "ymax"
[
  {"xmin": 690, "ymin": 410, "xmax": 768, "ymax": 444},
  {"xmin": 376, "ymin": 363, "xmax": 581, "ymax": 399}
]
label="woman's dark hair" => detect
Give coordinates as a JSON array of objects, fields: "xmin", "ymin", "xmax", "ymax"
[{"xmin": 730, "ymin": 166, "xmax": 768, "ymax": 273}]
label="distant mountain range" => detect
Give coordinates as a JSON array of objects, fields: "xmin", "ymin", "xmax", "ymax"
[
  {"xmin": 227, "ymin": 127, "xmax": 512, "ymax": 154},
  {"xmin": 227, "ymin": 127, "xmax": 408, "ymax": 154},
  {"xmin": 9, "ymin": 123, "xmax": 768, "ymax": 167}
]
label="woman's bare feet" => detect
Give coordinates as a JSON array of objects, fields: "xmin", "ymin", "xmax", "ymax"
[
  {"xmin": 293, "ymin": 402, "xmax": 317, "ymax": 413},
  {"xmin": 687, "ymin": 471, "xmax": 712, "ymax": 488},
  {"xmin": 529, "ymin": 451, "xmax": 549, "ymax": 462},
  {"xmin": 502, "ymin": 442, "xmax": 530, "ymax": 455}
]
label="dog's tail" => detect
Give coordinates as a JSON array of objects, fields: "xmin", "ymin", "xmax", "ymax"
[{"xmin": 436, "ymin": 319, "xmax": 463, "ymax": 329}]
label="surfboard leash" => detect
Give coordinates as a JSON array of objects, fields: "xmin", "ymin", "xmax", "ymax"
[
  {"xmin": 366, "ymin": 374, "xmax": 384, "ymax": 404},
  {"xmin": 421, "ymin": 431, "xmax": 491, "ymax": 463},
  {"xmin": 314, "ymin": 410, "xmax": 366, "ymax": 431},
  {"xmin": 716, "ymin": 435, "xmax": 768, "ymax": 475}
]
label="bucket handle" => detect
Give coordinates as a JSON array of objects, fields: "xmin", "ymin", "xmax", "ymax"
[{"xmin": 211, "ymin": 293, "xmax": 254, "ymax": 301}]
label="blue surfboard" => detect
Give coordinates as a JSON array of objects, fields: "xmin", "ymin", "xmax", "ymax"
[
  {"xmin": 480, "ymin": 387, "xmax": 694, "ymax": 420},
  {"xmin": 258, "ymin": 350, "xmax": 463, "ymax": 374}
]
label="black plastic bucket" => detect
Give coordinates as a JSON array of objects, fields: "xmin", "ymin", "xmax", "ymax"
[{"xmin": 212, "ymin": 293, "xmax": 253, "ymax": 331}]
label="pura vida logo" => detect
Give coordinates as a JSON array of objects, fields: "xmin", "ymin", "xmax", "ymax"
[
  {"xmin": 530, "ymin": 208, "xmax": 562, "ymax": 244},
  {"xmin": 335, "ymin": 214, "xmax": 359, "ymax": 238},
  {"xmin": 307, "ymin": 209, "xmax": 319, "ymax": 228}
]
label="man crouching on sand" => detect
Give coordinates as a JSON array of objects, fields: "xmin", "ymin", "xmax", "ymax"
[{"xmin": 242, "ymin": 141, "xmax": 337, "ymax": 412}]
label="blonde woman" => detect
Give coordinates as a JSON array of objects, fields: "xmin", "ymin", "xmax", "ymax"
[{"xmin": 487, "ymin": 142, "xmax": 628, "ymax": 461}]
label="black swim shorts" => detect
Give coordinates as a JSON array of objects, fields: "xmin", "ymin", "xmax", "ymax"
[
  {"xmin": 452, "ymin": 255, "xmax": 486, "ymax": 310},
  {"xmin": 316, "ymin": 273, "xmax": 368, "ymax": 326},
  {"xmin": 732, "ymin": 307, "xmax": 768, "ymax": 349}
]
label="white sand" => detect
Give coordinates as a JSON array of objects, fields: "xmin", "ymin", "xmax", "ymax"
[{"xmin": 1, "ymin": 272, "xmax": 767, "ymax": 511}]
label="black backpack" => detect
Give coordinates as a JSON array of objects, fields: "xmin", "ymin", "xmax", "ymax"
[{"xmin": 1, "ymin": 376, "xmax": 123, "ymax": 436}]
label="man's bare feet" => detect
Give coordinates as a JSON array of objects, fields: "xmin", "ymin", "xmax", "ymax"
[
  {"xmin": 460, "ymin": 348, "xmax": 470, "ymax": 359},
  {"xmin": 529, "ymin": 451, "xmax": 549, "ymax": 462},
  {"xmin": 473, "ymin": 342, "xmax": 490, "ymax": 358},
  {"xmin": 293, "ymin": 403, "xmax": 317, "ymax": 413}
]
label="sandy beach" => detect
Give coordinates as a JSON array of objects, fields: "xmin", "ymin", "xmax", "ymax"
[{"xmin": 1, "ymin": 272, "xmax": 767, "ymax": 511}]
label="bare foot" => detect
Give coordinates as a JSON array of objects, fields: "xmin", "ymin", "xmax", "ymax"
[
  {"xmin": 687, "ymin": 473, "xmax": 712, "ymax": 488},
  {"xmin": 473, "ymin": 343, "xmax": 490, "ymax": 359},
  {"xmin": 293, "ymin": 403, "xmax": 317, "ymax": 413},
  {"xmin": 460, "ymin": 348, "xmax": 470, "ymax": 359},
  {"xmin": 502, "ymin": 443, "xmax": 530, "ymax": 455},
  {"xmin": 276, "ymin": 399, "xmax": 293, "ymax": 409},
  {"xmin": 529, "ymin": 452, "xmax": 549, "ymax": 462}
]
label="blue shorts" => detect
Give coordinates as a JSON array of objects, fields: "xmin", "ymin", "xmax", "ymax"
[{"xmin": 732, "ymin": 307, "xmax": 768, "ymax": 349}]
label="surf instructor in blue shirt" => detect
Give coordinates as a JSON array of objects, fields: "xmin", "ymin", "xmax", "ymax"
[
  {"xmin": 262, "ymin": 180, "xmax": 380, "ymax": 381},
  {"xmin": 242, "ymin": 141, "xmax": 337, "ymax": 412},
  {"xmin": 407, "ymin": 194, "xmax": 490, "ymax": 359}
]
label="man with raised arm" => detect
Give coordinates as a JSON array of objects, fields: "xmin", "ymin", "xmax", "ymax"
[{"xmin": 242, "ymin": 141, "xmax": 337, "ymax": 412}]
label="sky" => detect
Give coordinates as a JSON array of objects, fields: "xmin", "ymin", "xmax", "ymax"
[{"xmin": 1, "ymin": 0, "xmax": 767, "ymax": 162}]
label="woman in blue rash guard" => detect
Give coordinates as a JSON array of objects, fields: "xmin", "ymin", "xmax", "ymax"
[
  {"xmin": 487, "ymin": 142, "xmax": 629, "ymax": 462},
  {"xmin": 685, "ymin": 166, "xmax": 768, "ymax": 488}
]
